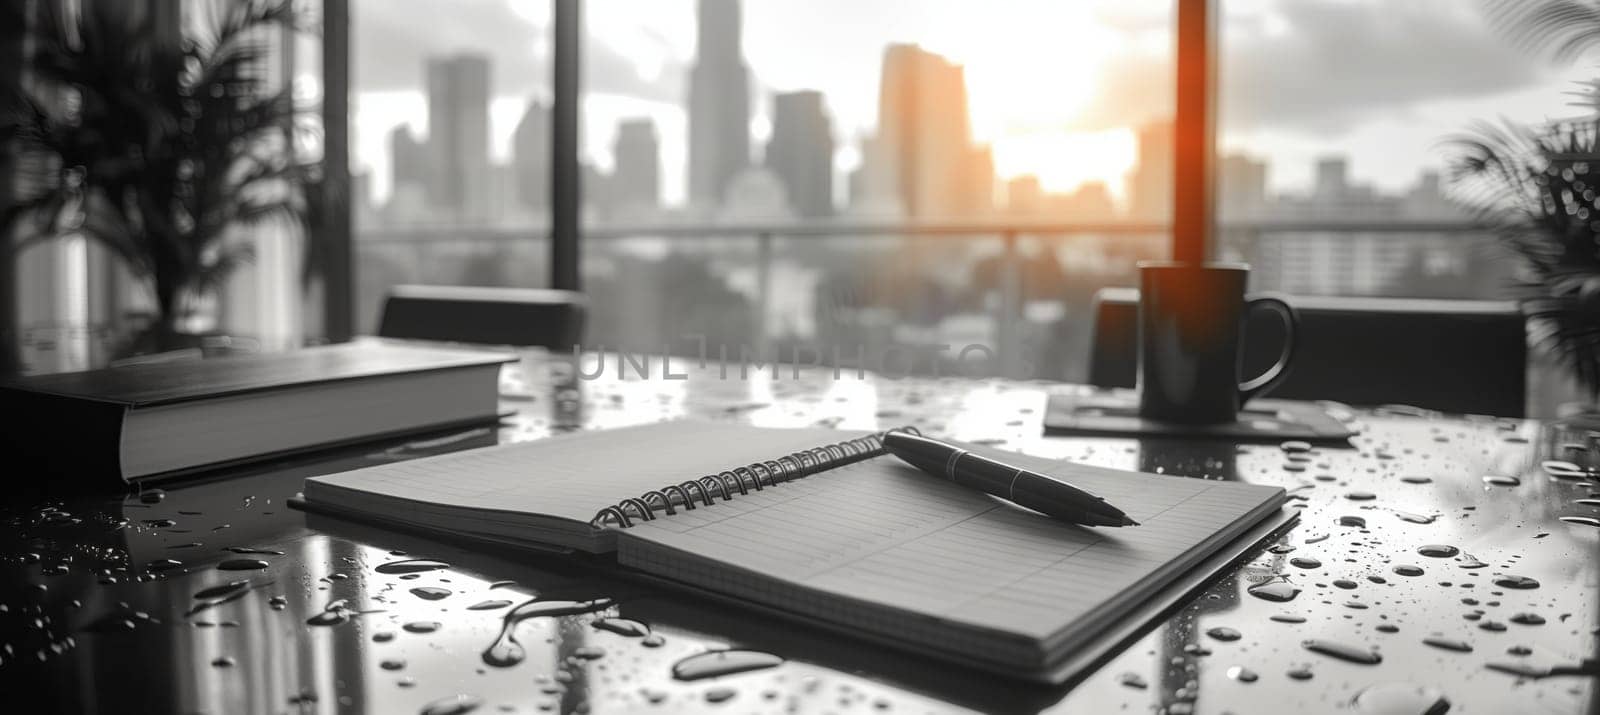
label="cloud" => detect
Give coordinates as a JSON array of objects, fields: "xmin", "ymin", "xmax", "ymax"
[
  {"xmin": 1070, "ymin": 0, "xmax": 1555, "ymax": 135},
  {"xmin": 352, "ymin": 0, "xmax": 684, "ymax": 102}
]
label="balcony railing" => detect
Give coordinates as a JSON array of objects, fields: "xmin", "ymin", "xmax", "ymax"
[{"xmin": 355, "ymin": 219, "xmax": 1502, "ymax": 379}]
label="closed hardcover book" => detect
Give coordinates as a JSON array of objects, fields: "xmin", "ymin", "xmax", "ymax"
[{"xmin": 1, "ymin": 342, "xmax": 513, "ymax": 483}]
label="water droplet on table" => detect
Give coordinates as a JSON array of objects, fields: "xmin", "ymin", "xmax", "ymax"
[
  {"xmin": 482, "ymin": 598, "xmax": 612, "ymax": 667},
  {"xmin": 1333, "ymin": 579, "xmax": 1359, "ymax": 590},
  {"xmin": 1542, "ymin": 460, "xmax": 1588, "ymax": 479},
  {"xmin": 592, "ymin": 617, "xmax": 651, "ymax": 637},
  {"xmin": 1339, "ymin": 516, "xmax": 1368, "ymax": 527},
  {"xmin": 1509, "ymin": 612, "xmax": 1546, "ymax": 625},
  {"xmin": 223, "ymin": 547, "xmax": 284, "ymax": 555},
  {"xmin": 1281, "ymin": 441, "xmax": 1312, "ymax": 453},
  {"xmin": 1507, "ymin": 645, "xmax": 1533, "ymax": 656},
  {"xmin": 419, "ymin": 694, "xmax": 482, "ymax": 715},
  {"xmin": 1417, "ymin": 545, "xmax": 1459, "ymax": 558},
  {"xmin": 1226, "ymin": 665, "xmax": 1258, "ymax": 682},
  {"xmin": 672, "ymin": 649, "xmax": 784, "ymax": 681},
  {"xmin": 1346, "ymin": 491, "xmax": 1377, "ymax": 501},
  {"xmin": 1249, "ymin": 579, "xmax": 1302, "ymax": 602},
  {"xmin": 704, "ymin": 687, "xmax": 738, "ymax": 703},
  {"xmin": 1270, "ymin": 613, "xmax": 1307, "ymax": 624},
  {"xmin": 1351, "ymin": 683, "xmax": 1450, "ymax": 714},
  {"xmin": 146, "ymin": 559, "xmax": 184, "ymax": 572},
  {"xmin": 211, "ymin": 656, "xmax": 234, "ymax": 667},
  {"xmin": 1493, "ymin": 575, "xmax": 1539, "ymax": 590},
  {"xmin": 380, "ymin": 658, "xmax": 406, "ymax": 670},
  {"xmin": 1375, "ymin": 624, "xmax": 1400, "ymax": 633},
  {"xmin": 1394, "ymin": 511, "xmax": 1437, "ymax": 525},
  {"xmin": 1400, "ymin": 476, "xmax": 1433, "ymax": 484},
  {"xmin": 409, "ymin": 587, "xmax": 451, "ymax": 601},
  {"xmin": 466, "ymin": 600, "xmax": 512, "ymax": 611},
  {"xmin": 216, "ymin": 559, "xmax": 270, "ymax": 571},
  {"xmin": 1560, "ymin": 515, "xmax": 1600, "ymax": 528},
  {"xmin": 306, "ymin": 600, "xmax": 351, "ymax": 627},
  {"xmin": 193, "ymin": 580, "xmax": 251, "ymax": 600},
  {"xmin": 1422, "ymin": 636, "xmax": 1472, "ymax": 652},
  {"xmin": 376, "ymin": 559, "xmax": 451, "ymax": 575},
  {"xmin": 1479, "ymin": 621, "xmax": 1507, "ymax": 632},
  {"xmin": 404, "ymin": 621, "xmax": 441, "ymax": 634},
  {"xmin": 1287, "ymin": 667, "xmax": 1314, "ymax": 680},
  {"xmin": 1302, "ymin": 639, "xmax": 1382, "ymax": 664},
  {"xmin": 1206, "ymin": 626, "xmax": 1242, "ymax": 642},
  {"xmin": 141, "ymin": 519, "xmax": 176, "ymax": 528},
  {"xmin": 1290, "ymin": 557, "xmax": 1322, "ymax": 569},
  {"xmin": 1483, "ymin": 475, "xmax": 1521, "ymax": 487},
  {"xmin": 1118, "ymin": 672, "xmax": 1148, "ymax": 689}
]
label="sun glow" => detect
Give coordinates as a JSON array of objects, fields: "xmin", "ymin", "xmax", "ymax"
[{"xmin": 922, "ymin": 0, "xmax": 1133, "ymax": 199}]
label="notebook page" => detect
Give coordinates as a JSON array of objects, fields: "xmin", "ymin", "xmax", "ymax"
[
  {"xmin": 618, "ymin": 445, "xmax": 1283, "ymax": 644},
  {"xmin": 305, "ymin": 421, "xmax": 854, "ymax": 525}
]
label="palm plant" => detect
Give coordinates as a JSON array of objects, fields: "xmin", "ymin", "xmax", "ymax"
[
  {"xmin": 1451, "ymin": 117, "xmax": 1600, "ymax": 398},
  {"xmin": 0, "ymin": 0, "xmax": 317, "ymax": 354},
  {"xmin": 1444, "ymin": 1, "xmax": 1600, "ymax": 400}
]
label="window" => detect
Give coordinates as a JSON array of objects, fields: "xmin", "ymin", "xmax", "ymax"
[
  {"xmin": 570, "ymin": 0, "xmax": 1174, "ymax": 382},
  {"xmin": 1214, "ymin": 0, "xmax": 1585, "ymax": 300}
]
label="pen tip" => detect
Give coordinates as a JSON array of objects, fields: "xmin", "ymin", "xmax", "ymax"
[{"xmin": 1122, "ymin": 517, "xmax": 1140, "ymax": 527}]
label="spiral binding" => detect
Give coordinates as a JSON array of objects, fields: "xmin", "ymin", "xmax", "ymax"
[{"xmin": 588, "ymin": 425, "xmax": 921, "ymax": 529}]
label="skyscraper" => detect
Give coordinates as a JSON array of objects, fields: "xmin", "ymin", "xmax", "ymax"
[
  {"xmin": 687, "ymin": 0, "xmax": 751, "ymax": 210},
  {"xmin": 426, "ymin": 53, "xmax": 492, "ymax": 223},
  {"xmin": 765, "ymin": 90, "xmax": 834, "ymax": 218},
  {"xmin": 389, "ymin": 124, "xmax": 428, "ymax": 201},
  {"xmin": 611, "ymin": 118, "xmax": 661, "ymax": 214},
  {"xmin": 1127, "ymin": 121, "xmax": 1173, "ymax": 220},
  {"xmin": 1314, "ymin": 156, "xmax": 1348, "ymax": 200},
  {"xmin": 510, "ymin": 100, "xmax": 551, "ymax": 214},
  {"xmin": 861, "ymin": 44, "xmax": 992, "ymax": 219}
]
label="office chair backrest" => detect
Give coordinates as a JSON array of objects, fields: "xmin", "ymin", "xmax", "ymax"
[
  {"xmin": 1086, "ymin": 287, "xmax": 1527, "ymax": 417},
  {"xmin": 376, "ymin": 285, "xmax": 586, "ymax": 351}
]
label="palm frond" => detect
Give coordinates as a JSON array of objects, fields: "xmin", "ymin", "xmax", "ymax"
[{"xmin": 1486, "ymin": 0, "xmax": 1600, "ymax": 62}]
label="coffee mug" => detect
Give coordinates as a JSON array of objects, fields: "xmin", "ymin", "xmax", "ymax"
[{"xmin": 1137, "ymin": 261, "xmax": 1298, "ymax": 424}]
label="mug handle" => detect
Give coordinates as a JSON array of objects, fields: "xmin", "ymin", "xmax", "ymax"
[{"xmin": 1238, "ymin": 294, "xmax": 1299, "ymax": 404}]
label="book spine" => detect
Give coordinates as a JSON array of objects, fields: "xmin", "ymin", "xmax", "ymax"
[
  {"xmin": 588, "ymin": 426, "xmax": 921, "ymax": 529},
  {"xmin": 2, "ymin": 389, "xmax": 129, "ymax": 488}
]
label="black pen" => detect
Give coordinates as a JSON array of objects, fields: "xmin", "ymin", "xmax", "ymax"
[{"xmin": 882, "ymin": 431, "xmax": 1139, "ymax": 527}]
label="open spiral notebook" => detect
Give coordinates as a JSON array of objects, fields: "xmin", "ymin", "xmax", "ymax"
[{"xmin": 303, "ymin": 420, "xmax": 1292, "ymax": 683}]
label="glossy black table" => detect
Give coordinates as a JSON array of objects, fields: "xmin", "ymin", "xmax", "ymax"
[{"xmin": 3, "ymin": 354, "xmax": 1597, "ymax": 714}]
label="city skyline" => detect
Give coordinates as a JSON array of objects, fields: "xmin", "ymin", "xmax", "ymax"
[
  {"xmin": 351, "ymin": 0, "xmax": 1591, "ymax": 211},
  {"xmin": 371, "ymin": 43, "xmax": 1462, "ymax": 227}
]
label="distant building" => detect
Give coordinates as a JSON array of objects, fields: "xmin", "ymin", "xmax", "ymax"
[
  {"xmin": 1314, "ymin": 156, "xmax": 1348, "ymax": 200},
  {"xmin": 765, "ymin": 90, "xmax": 835, "ymax": 218},
  {"xmin": 1006, "ymin": 175, "xmax": 1043, "ymax": 215},
  {"xmin": 389, "ymin": 124, "xmax": 428, "ymax": 205},
  {"xmin": 1045, "ymin": 181, "xmax": 1115, "ymax": 220},
  {"xmin": 687, "ymin": 0, "xmax": 751, "ymax": 209},
  {"xmin": 510, "ymin": 100, "xmax": 550, "ymax": 215},
  {"xmin": 611, "ymin": 118, "xmax": 661, "ymax": 217},
  {"xmin": 860, "ymin": 44, "xmax": 993, "ymax": 219},
  {"xmin": 1126, "ymin": 121, "xmax": 1172, "ymax": 221},
  {"xmin": 426, "ymin": 53, "xmax": 493, "ymax": 223},
  {"xmin": 1219, "ymin": 153, "xmax": 1267, "ymax": 220}
]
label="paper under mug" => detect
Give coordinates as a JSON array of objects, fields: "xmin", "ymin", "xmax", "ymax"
[{"xmin": 1136, "ymin": 261, "xmax": 1299, "ymax": 424}]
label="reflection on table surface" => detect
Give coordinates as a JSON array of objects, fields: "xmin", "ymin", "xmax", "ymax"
[{"xmin": 2, "ymin": 353, "xmax": 1597, "ymax": 714}]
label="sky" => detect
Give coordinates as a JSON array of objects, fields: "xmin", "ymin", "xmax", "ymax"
[{"xmin": 348, "ymin": 0, "xmax": 1593, "ymax": 208}]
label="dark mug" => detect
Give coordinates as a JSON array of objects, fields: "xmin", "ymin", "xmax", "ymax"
[{"xmin": 1137, "ymin": 261, "xmax": 1298, "ymax": 424}]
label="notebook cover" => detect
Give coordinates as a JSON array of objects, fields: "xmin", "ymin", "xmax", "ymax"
[
  {"xmin": 0, "ymin": 342, "xmax": 514, "ymax": 407},
  {"xmin": 616, "ymin": 507, "xmax": 1299, "ymax": 685},
  {"xmin": 1043, "ymin": 390, "xmax": 1355, "ymax": 443},
  {"xmin": 296, "ymin": 495, "xmax": 1297, "ymax": 686}
]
